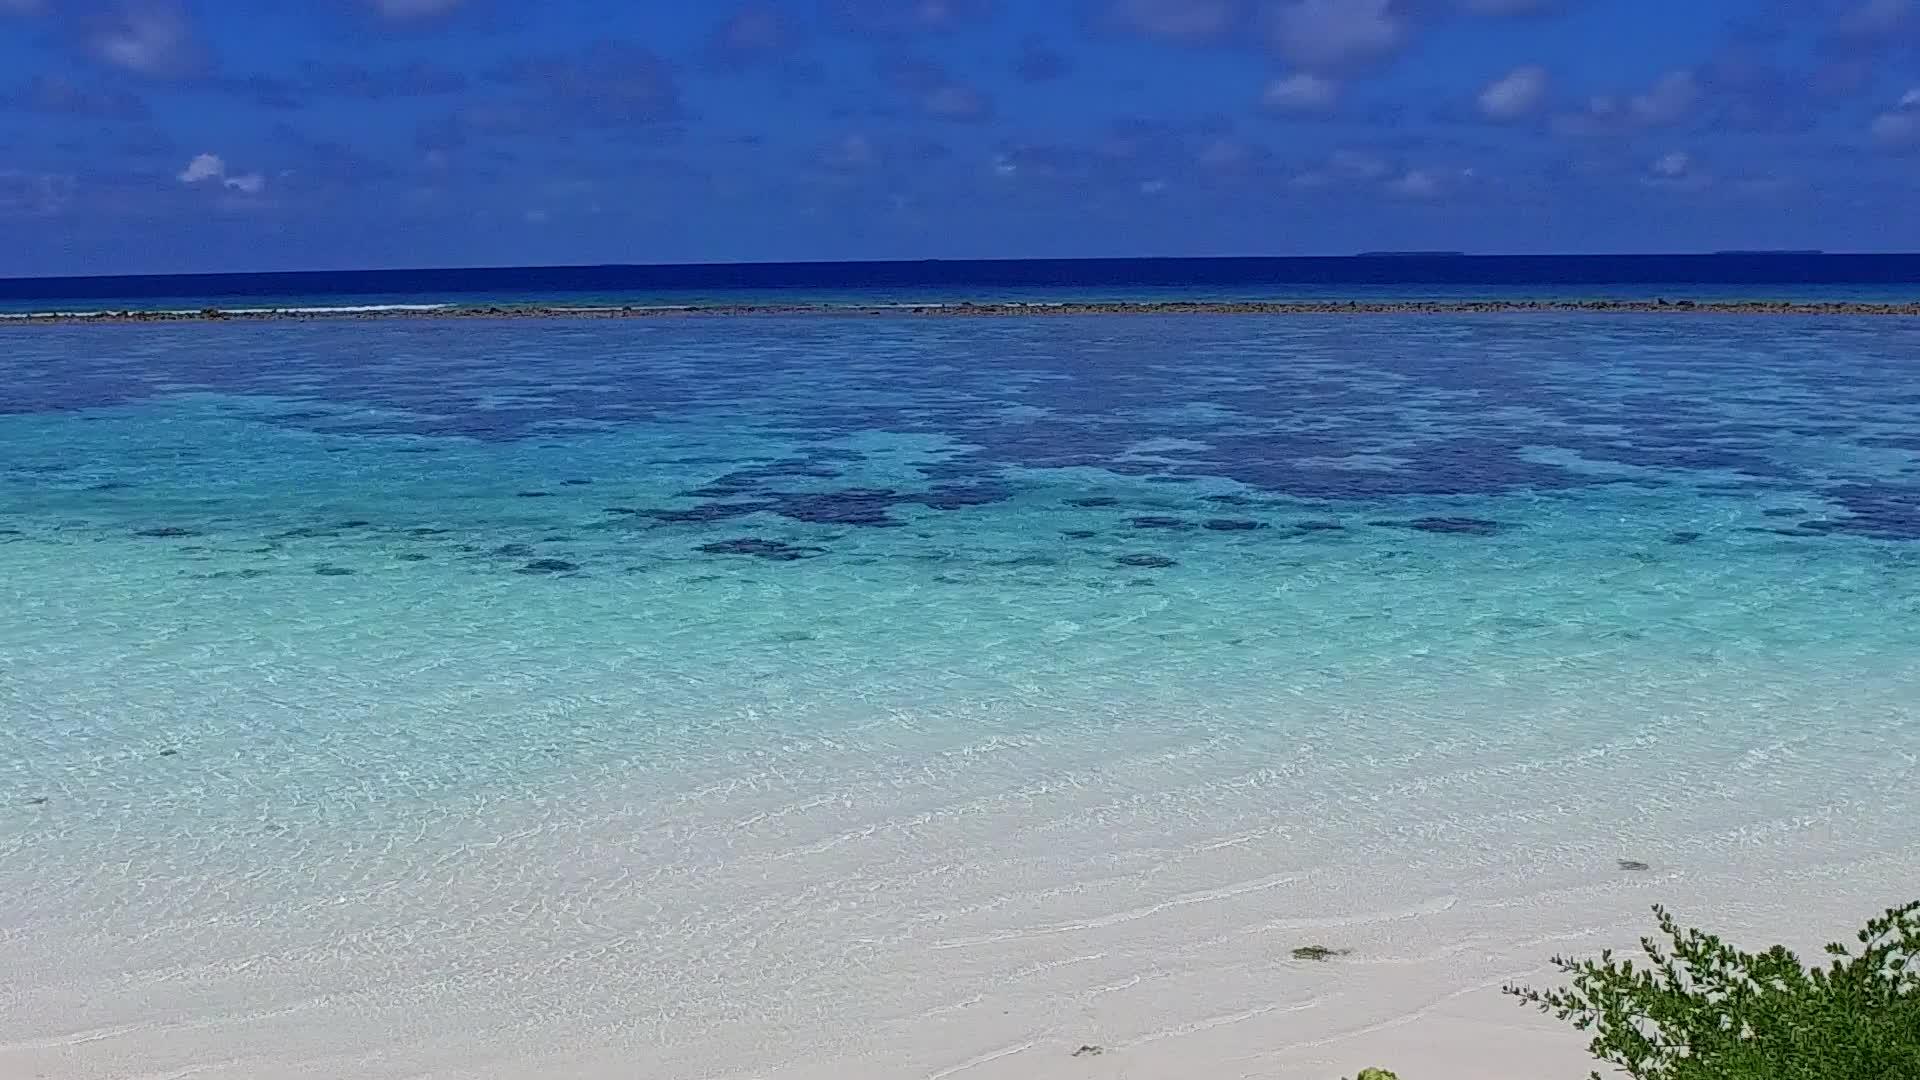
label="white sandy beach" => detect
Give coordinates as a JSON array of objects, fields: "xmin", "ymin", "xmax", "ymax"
[{"xmin": 6, "ymin": 704, "xmax": 1912, "ymax": 1080}]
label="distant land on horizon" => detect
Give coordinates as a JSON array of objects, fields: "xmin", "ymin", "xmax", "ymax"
[{"xmin": 0, "ymin": 251, "xmax": 1914, "ymax": 304}]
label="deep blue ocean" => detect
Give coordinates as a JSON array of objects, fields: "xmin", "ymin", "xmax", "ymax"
[{"xmin": 3, "ymin": 252, "xmax": 1920, "ymax": 312}]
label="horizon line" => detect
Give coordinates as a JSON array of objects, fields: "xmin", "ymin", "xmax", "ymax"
[{"xmin": 4, "ymin": 249, "xmax": 1911, "ymax": 285}]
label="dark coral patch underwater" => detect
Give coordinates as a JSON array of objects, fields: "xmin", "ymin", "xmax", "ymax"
[{"xmin": 698, "ymin": 538, "xmax": 828, "ymax": 561}]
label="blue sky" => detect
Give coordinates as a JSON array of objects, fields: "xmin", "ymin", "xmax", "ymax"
[{"xmin": 1, "ymin": 0, "xmax": 1917, "ymax": 274}]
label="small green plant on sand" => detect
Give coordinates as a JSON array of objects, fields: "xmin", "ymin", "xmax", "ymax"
[
  {"xmin": 1292, "ymin": 944, "xmax": 1352, "ymax": 961},
  {"xmin": 1505, "ymin": 900, "xmax": 1920, "ymax": 1080}
]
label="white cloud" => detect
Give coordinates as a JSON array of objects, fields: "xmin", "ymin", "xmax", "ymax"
[
  {"xmin": 1644, "ymin": 150, "xmax": 1710, "ymax": 190},
  {"xmin": 1872, "ymin": 112, "xmax": 1918, "ymax": 145},
  {"xmin": 1263, "ymin": 72, "xmax": 1337, "ymax": 111},
  {"xmin": 1558, "ymin": 94, "xmax": 1620, "ymax": 131},
  {"xmin": 1629, "ymin": 70, "xmax": 1697, "ymax": 125},
  {"xmin": 177, "ymin": 152, "xmax": 226, "ymax": 183},
  {"xmin": 1554, "ymin": 69, "xmax": 1697, "ymax": 135},
  {"xmin": 1872, "ymin": 88, "xmax": 1920, "ymax": 146},
  {"xmin": 1478, "ymin": 65, "xmax": 1548, "ymax": 119},
  {"xmin": 88, "ymin": 2, "xmax": 200, "ymax": 77},
  {"xmin": 1197, "ymin": 137, "xmax": 1256, "ymax": 171},
  {"xmin": 1650, "ymin": 151, "xmax": 1691, "ymax": 178},
  {"xmin": 0, "ymin": 169, "xmax": 76, "ymax": 217},
  {"xmin": 178, "ymin": 152, "xmax": 266, "ymax": 194},
  {"xmin": 1265, "ymin": 0, "xmax": 1405, "ymax": 72},
  {"xmin": 1387, "ymin": 168, "xmax": 1439, "ymax": 198}
]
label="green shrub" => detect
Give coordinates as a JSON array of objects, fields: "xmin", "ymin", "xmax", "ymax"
[{"xmin": 1505, "ymin": 901, "xmax": 1920, "ymax": 1080}]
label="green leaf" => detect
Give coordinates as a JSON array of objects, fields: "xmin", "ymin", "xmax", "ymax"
[{"xmin": 1503, "ymin": 900, "xmax": 1920, "ymax": 1080}]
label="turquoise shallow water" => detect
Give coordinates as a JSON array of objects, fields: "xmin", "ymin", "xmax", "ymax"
[{"xmin": 1, "ymin": 315, "xmax": 1918, "ymax": 1078}]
